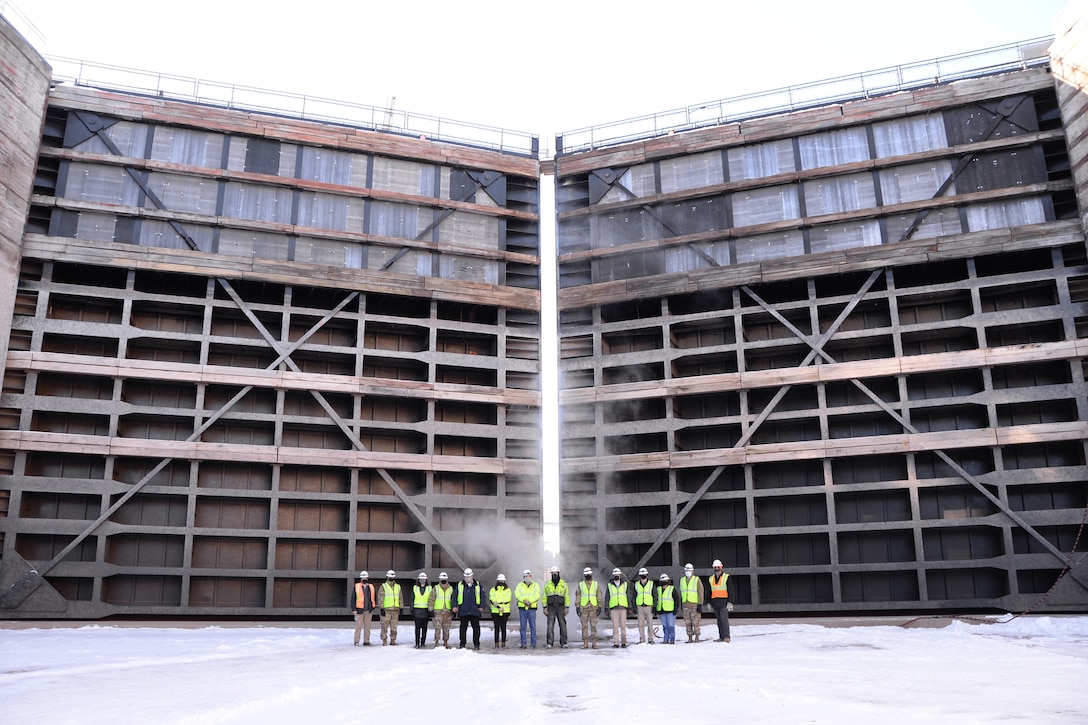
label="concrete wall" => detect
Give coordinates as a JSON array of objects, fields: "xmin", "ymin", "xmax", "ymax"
[
  {"xmin": 0, "ymin": 17, "xmax": 50, "ymax": 382},
  {"xmin": 1051, "ymin": 1, "xmax": 1088, "ymax": 235}
]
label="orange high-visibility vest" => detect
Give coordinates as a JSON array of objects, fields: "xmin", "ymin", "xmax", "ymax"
[
  {"xmin": 710, "ymin": 573, "xmax": 730, "ymax": 599},
  {"xmin": 354, "ymin": 582, "xmax": 375, "ymax": 609}
]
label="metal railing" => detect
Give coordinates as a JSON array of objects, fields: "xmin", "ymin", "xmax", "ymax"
[
  {"xmin": 556, "ymin": 36, "xmax": 1054, "ymax": 155},
  {"xmin": 45, "ymin": 55, "xmax": 540, "ymax": 158}
]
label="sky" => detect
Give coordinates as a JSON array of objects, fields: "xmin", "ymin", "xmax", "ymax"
[
  {"xmin": 2, "ymin": 615, "xmax": 1087, "ymax": 723},
  {"xmin": 12, "ymin": 1, "xmax": 1077, "ymax": 154}
]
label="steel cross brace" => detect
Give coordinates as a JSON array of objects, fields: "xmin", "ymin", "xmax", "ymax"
[
  {"xmin": 633, "ymin": 270, "xmax": 885, "ymax": 571},
  {"xmin": 899, "ymin": 95, "xmax": 1030, "ymax": 242},
  {"xmin": 740, "ymin": 281, "xmax": 1088, "ymax": 593}
]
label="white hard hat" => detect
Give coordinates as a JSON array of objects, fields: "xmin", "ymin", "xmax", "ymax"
[
  {"xmin": 386, "ymin": 570, "xmax": 396, "ymax": 577},
  {"xmin": 549, "ymin": 566, "xmax": 560, "ymax": 574},
  {"xmin": 439, "ymin": 572, "xmax": 449, "ymax": 580},
  {"xmin": 359, "ymin": 571, "xmax": 368, "ymax": 579},
  {"xmin": 713, "ymin": 559, "xmax": 723, "ymax": 568},
  {"xmin": 638, "ymin": 567, "xmax": 649, "ymax": 576},
  {"xmin": 418, "ymin": 571, "xmax": 428, "ymax": 579},
  {"xmin": 583, "ymin": 567, "xmax": 593, "ymax": 576},
  {"xmin": 523, "ymin": 569, "xmax": 532, "ymax": 576},
  {"xmin": 497, "ymin": 573, "xmax": 507, "ymax": 582},
  {"xmin": 684, "ymin": 563, "xmax": 694, "ymax": 571},
  {"xmin": 611, "ymin": 568, "xmax": 622, "ymax": 576},
  {"xmin": 659, "ymin": 573, "xmax": 669, "ymax": 581},
  {"xmin": 464, "ymin": 568, "xmax": 474, "ymax": 577}
]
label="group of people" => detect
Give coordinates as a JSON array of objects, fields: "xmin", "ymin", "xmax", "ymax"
[{"xmin": 352, "ymin": 560, "xmax": 734, "ymax": 649}]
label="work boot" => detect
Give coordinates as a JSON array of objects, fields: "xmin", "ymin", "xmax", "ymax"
[{"xmin": 582, "ymin": 642, "xmax": 588, "ymax": 649}]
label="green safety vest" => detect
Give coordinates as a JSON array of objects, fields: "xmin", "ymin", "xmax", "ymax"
[
  {"xmin": 578, "ymin": 580, "xmax": 601, "ymax": 607},
  {"xmin": 489, "ymin": 585, "xmax": 512, "ymax": 615},
  {"xmin": 634, "ymin": 579, "xmax": 654, "ymax": 606},
  {"xmin": 544, "ymin": 579, "xmax": 570, "ymax": 606},
  {"xmin": 515, "ymin": 581, "xmax": 541, "ymax": 609},
  {"xmin": 607, "ymin": 580, "xmax": 629, "ymax": 609},
  {"xmin": 656, "ymin": 585, "xmax": 676, "ymax": 613},
  {"xmin": 413, "ymin": 584, "xmax": 432, "ymax": 608},
  {"xmin": 680, "ymin": 575, "xmax": 701, "ymax": 604},
  {"xmin": 456, "ymin": 581, "xmax": 481, "ymax": 606},
  {"xmin": 432, "ymin": 584, "xmax": 453, "ymax": 611},
  {"xmin": 380, "ymin": 581, "xmax": 402, "ymax": 608}
]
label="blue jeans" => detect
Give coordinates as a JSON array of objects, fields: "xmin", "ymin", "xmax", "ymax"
[
  {"xmin": 659, "ymin": 612, "xmax": 676, "ymax": 642},
  {"xmin": 519, "ymin": 608, "xmax": 537, "ymax": 646}
]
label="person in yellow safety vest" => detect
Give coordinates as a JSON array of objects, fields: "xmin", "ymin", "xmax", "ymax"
[
  {"xmin": 428, "ymin": 572, "xmax": 455, "ymax": 649},
  {"xmin": 489, "ymin": 574, "xmax": 512, "ymax": 649},
  {"xmin": 514, "ymin": 569, "xmax": 541, "ymax": 649},
  {"xmin": 633, "ymin": 567, "xmax": 655, "ymax": 645},
  {"xmin": 607, "ymin": 568, "xmax": 629, "ymax": 648},
  {"xmin": 543, "ymin": 566, "xmax": 571, "ymax": 648},
  {"xmin": 708, "ymin": 559, "xmax": 735, "ymax": 643},
  {"xmin": 352, "ymin": 570, "xmax": 376, "ymax": 646},
  {"xmin": 412, "ymin": 572, "xmax": 433, "ymax": 649},
  {"xmin": 655, "ymin": 573, "xmax": 677, "ymax": 644},
  {"xmin": 378, "ymin": 569, "xmax": 403, "ymax": 646},
  {"xmin": 679, "ymin": 562, "xmax": 704, "ymax": 643},
  {"xmin": 576, "ymin": 567, "xmax": 603, "ymax": 649}
]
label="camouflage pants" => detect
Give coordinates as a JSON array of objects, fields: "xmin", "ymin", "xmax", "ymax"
[
  {"xmin": 433, "ymin": 610, "xmax": 453, "ymax": 646},
  {"xmin": 682, "ymin": 603, "xmax": 701, "ymax": 640},
  {"xmin": 380, "ymin": 608, "xmax": 399, "ymax": 644},
  {"xmin": 579, "ymin": 606, "xmax": 600, "ymax": 647}
]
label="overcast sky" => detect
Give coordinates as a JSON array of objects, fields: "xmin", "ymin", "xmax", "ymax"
[{"xmin": 16, "ymin": 0, "xmax": 1075, "ymax": 151}]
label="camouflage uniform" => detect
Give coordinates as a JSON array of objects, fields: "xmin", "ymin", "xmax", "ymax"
[
  {"xmin": 429, "ymin": 580, "xmax": 455, "ymax": 648},
  {"xmin": 576, "ymin": 577, "xmax": 603, "ymax": 649},
  {"xmin": 378, "ymin": 580, "xmax": 402, "ymax": 645},
  {"xmin": 680, "ymin": 573, "xmax": 704, "ymax": 643}
]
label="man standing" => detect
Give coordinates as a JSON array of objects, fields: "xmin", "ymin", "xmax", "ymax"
[
  {"xmin": 655, "ymin": 573, "xmax": 677, "ymax": 644},
  {"xmin": 379, "ymin": 569, "xmax": 402, "ymax": 646},
  {"xmin": 489, "ymin": 574, "xmax": 512, "ymax": 648},
  {"xmin": 351, "ymin": 570, "xmax": 376, "ymax": 646},
  {"xmin": 543, "ymin": 566, "xmax": 570, "ymax": 648},
  {"xmin": 708, "ymin": 558, "xmax": 734, "ymax": 642},
  {"xmin": 453, "ymin": 567, "xmax": 484, "ymax": 650},
  {"xmin": 411, "ymin": 572, "xmax": 432, "ymax": 649},
  {"xmin": 679, "ymin": 562, "xmax": 704, "ymax": 643},
  {"xmin": 576, "ymin": 567, "xmax": 603, "ymax": 649},
  {"xmin": 514, "ymin": 569, "xmax": 541, "ymax": 649},
  {"xmin": 633, "ymin": 567, "xmax": 655, "ymax": 645},
  {"xmin": 429, "ymin": 572, "xmax": 454, "ymax": 649},
  {"xmin": 607, "ymin": 568, "xmax": 629, "ymax": 648}
]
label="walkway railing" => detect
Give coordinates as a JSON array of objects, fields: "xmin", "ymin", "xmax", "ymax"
[
  {"xmin": 556, "ymin": 36, "xmax": 1054, "ymax": 154},
  {"xmin": 45, "ymin": 56, "xmax": 540, "ymax": 158}
]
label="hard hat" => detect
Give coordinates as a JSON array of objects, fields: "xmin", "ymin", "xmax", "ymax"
[
  {"xmin": 418, "ymin": 571, "xmax": 428, "ymax": 579},
  {"xmin": 659, "ymin": 573, "xmax": 669, "ymax": 581},
  {"xmin": 549, "ymin": 566, "xmax": 560, "ymax": 574},
  {"xmin": 464, "ymin": 568, "xmax": 474, "ymax": 577},
  {"xmin": 359, "ymin": 570, "xmax": 368, "ymax": 579},
  {"xmin": 638, "ymin": 567, "xmax": 649, "ymax": 576},
  {"xmin": 497, "ymin": 573, "xmax": 507, "ymax": 582},
  {"xmin": 523, "ymin": 569, "xmax": 532, "ymax": 576},
  {"xmin": 386, "ymin": 569, "xmax": 396, "ymax": 577},
  {"xmin": 583, "ymin": 567, "xmax": 593, "ymax": 576},
  {"xmin": 684, "ymin": 563, "xmax": 694, "ymax": 571},
  {"xmin": 713, "ymin": 559, "xmax": 723, "ymax": 568},
  {"xmin": 439, "ymin": 572, "xmax": 448, "ymax": 581},
  {"xmin": 611, "ymin": 568, "xmax": 622, "ymax": 576}
]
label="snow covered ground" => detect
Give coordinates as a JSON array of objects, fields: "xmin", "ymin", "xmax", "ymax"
[{"xmin": 2, "ymin": 615, "xmax": 1086, "ymax": 724}]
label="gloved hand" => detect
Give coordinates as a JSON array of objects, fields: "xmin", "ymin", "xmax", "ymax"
[
  {"xmin": 727, "ymin": 602, "xmax": 734, "ymax": 612},
  {"xmin": 595, "ymin": 607, "xmax": 601, "ymax": 616},
  {"xmin": 380, "ymin": 609, "xmax": 386, "ymax": 616},
  {"xmin": 576, "ymin": 606, "xmax": 582, "ymax": 616}
]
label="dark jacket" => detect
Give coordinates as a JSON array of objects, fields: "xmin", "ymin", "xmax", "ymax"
[{"xmin": 453, "ymin": 580, "xmax": 484, "ymax": 617}]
